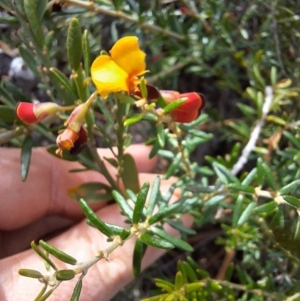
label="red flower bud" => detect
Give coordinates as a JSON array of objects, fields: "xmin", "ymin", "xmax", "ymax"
[
  {"xmin": 16, "ymin": 102, "xmax": 60, "ymax": 125},
  {"xmin": 170, "ymin": 92, "xmax": 205, "ymax": 123}
]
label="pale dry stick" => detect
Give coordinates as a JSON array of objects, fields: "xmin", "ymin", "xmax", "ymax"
[
  {"xmin": 283, "ymin": 292, "xmax": 300, "ymax": 301},
  {"xmin": 214, "ymin": 248, "xmax": 236, "ymax": 280},
  {"xmin": 231, "ymin": 86, "xmax": 273, "ymax": 175},
  {"xmin": 61, "ymin": 0, "xmax": 186, "ymax": 42},
  {"xmin": 216, "ymin": 280, "xmax": 281, "ymax": 300}
]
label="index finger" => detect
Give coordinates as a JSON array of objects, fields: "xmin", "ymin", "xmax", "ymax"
[{"xmin": 0, "ymin": 144, "xmax": 157, "ymax": 230}]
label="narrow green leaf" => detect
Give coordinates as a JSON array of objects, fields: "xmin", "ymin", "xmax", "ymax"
[
  {"xmin": 112, "ymin": 190, "xmax": 133, "ymax": 220},
  {"xmin": 205, "ymin": 195, "xmax": 226, "ymax": 207},
  {"xmin": 3, "ymin": 80, "xmax": 30, "ymax": 102},
  {"xmin": 82, "ymin": 29, "xmax": 91, "ymax": 76},
  {"xmin": 294, "ymin": 213, "xmax": 300, "ymax": 239},
  {"xmin": 19, "ymin": 269, "xmax": 43, "ymax": 279},
  {"xmin": 139, "ymin": 77, "xmax": 148, "ymax": 99},
  {"xmin": 280, "ymin": 179, "xmax": 300, "ymax": 195},
  {"xmin": 0, "ymin": 105, "xmax": 15, "ymax": 123},
  {"xmin": 68, "ymin": 182, "xmax": 112, "ymax": 202},
  {"xmin": 133, "ymin": 239, "xmax": 147, "ymax": 277},
  {"xmin": 149, "ymin": 139, "xmax": 161, "ymax": 159},
  {"xmin": 0, "ymin": 84, "xmax": 15, "ymax": 105},
  {"xmin": 270, "ymin": 207, "xmax": 284, "ymax": 229},
  {"xmin": 228, "ymin": 183, "xmax": 255, "ymax": 194},
  {"xmin": 139, "ymin": 232, "xmax": 174, "ymax": 250},
  {"xmin": 157, "ymin": 123, "xmax": 165, "ymax": 147},
  {"xmin": 237, "ymin": 202, "xmax": 256, "ymax": 225},
  {"xmin": 121, "ymin": 153, "xmax": 140, "ymax": 193},
  {"xmin": 175, "ymin": 271, "xmax": 184, "ymax": 291},
  {"xmin": 254, "ymin": 201, "xmax": 277, "ymax": 214},
  {"xmin": 36, "ymin": 287, "xmax": 55, "ymax": 301},
  {"xmin": 126, "ymin": 189, "xmax": 137, "ymax": 204},
  {"xmin": 104, "ymin": 157, "xmax": 118, "ymax": 168},
  {"xmin": 39, "ymin": 240, "xmax": 77, "ymax": 265},
  {"xmin": 157, "ymin": 150, "xmax": 174, "ymax": 159},
  {"xmin": 282, "ymin": 195, "xmax": 300, "ymax": 209},
  {"xmin": 253, "ymin": 65, "xmax": 265, "ymax": 87},
  {"xmin": 167, "ymin": 219, "xmax": 196, "ymax": 235},
  {"xmin": 178, "ymin": 114, "xmax": 209, "ymax": 130},
  {"xmin": 181, "ymin": 261, "xmax": 199, "ymax": 282},
  {"xmin": 24, "ymin": 0, "xmax": 44, "ymax": 48},
  {"xmin": 155, "ymin": 278, "xmax": 175, "ymax": 291},
  {"xmin": 49, "ymin": 67, "xmax": 77, "ymax": 98},
  {"xmin": 185, "ymin": 282, "xmax": 204, "ymax": 294},
  {"xmin": 152, "ymin": 227, "xmax": 193, "ymax": 252},
  {"xmin": 132, "ymin": 182, "xmax": 149, "ymax": 223},
  {"xmin": 241, "ymin": 168, "xmax": 257, "ymax": 186},
  {"xmin": 213, "ymin": 162, "xmax": 239, "ymax": 184},
  {"xmin": 177, "ymin": 261, "xmax": 188, "ymax": 283},
  {"xmin": 70, "ymin": 280, "xmax": 83, "ymax": 301},
  {"xmin": 30, "ymin": 241, "xmax": 58, "ymax": 271},
  {"xmin": 19, "ymin": 46, "xmax": 39, "ymax": 77},
  {"xmin": 146, "ymin": 176, "xmax": 161, "ymax": 216},
  {"xmin": 67, "ymin": 18, "xmax": 82, "ymax": 71},
  {"xmin": 124, "ymin": 114, "xmax": 144, "ymax": 127},
  {"xmin": 148, "ymin": 202, "xmax": 182, "ymax": 225},
  {"xmin": 36, "ymin": 0, "xmax": 47, "ymax": 21},
  {"xmin": 73, "ymin": 64, "xmax": 87, "ymax": 101},
  {"xmin": 79, "ymin": 198, "xmax": 113, "ymax": 237},
  {"xmin": 164, "ymin": 152, "xmax": 182, "ymax": 179},
  {"xmin": 55, "ymin": 269, "xmax": 75, "ymax": 281},
  {"xmin": 232, "ymin": 194, "xmax": 244, "ymax": 227},
  {"xmin": 163, "ymin": 97, "xmax": 186, "ymax": 113},
  {"xmin": 270, "ymin": 66, "xmax": 277, "ymax": 86},
  {"xmin": 45, "ymin": 30, "xmax": 54, "ymax": 51},
  {"xmin": 91, "ymin": 221, "xmax": 126, "ymax": 236},
  {"xmin": 96, "ymin": 97, "xmax": 114, "ymax": 124},
  {"xmin": 21, "ymin": 135, "xmax": 33, "ymax": 181},
  {"xmin": 261, "ymin": 160, "xmax": 278, "ymax": 190},
  {"xmin": 283, "ymin": 131, "xmax": 300, "ymax": 149}
]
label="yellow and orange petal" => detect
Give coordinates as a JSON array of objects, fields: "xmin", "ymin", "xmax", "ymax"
[
  {"xmin": 91, "ymin": 36, "xmax": 146, "ymax": 98},
  {"xmin": 91, "ymin": 55, "xmax": 129, "ymax": 98},
  {"xmin": 110, "ymin": 36, "xmax": 146, "ymax": 77}
]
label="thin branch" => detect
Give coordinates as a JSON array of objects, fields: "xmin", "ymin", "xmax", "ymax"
[
  {"xmin": 231, "ymin": 86, "xmax": 273, "ymax": 175},
  {"xmin": 62, "ymin": 0, "xmax": 186, "ymax": 42}
]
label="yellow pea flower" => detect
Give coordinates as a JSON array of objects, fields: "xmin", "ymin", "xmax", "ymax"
[{"xmin": 91, "ymin": 36, "xmax": 146, "ymax": 98}]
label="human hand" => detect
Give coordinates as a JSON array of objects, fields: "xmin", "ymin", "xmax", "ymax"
[{"xmin": 0, "ymin": 144, "xmax": 192, "ymax": 301}]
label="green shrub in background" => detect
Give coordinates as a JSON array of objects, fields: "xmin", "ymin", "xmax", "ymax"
[{"xmin": 0, "ymin": 0, "xmax": 300, "ymax": 300}]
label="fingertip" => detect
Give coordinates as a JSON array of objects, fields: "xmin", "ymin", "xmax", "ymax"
[{"xmin": 126, "ymin": 144, "xmax": 157, "ymax": 173}]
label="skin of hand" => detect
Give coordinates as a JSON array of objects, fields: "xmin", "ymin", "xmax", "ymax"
[{"xmin": 0, "ymin": 144, "xmax": 193, "ymax": 301}]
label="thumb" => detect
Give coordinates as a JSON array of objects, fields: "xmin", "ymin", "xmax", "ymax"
[{"xmin": 0, "ymin": 176, "xmax": 193, "ymax": 301}]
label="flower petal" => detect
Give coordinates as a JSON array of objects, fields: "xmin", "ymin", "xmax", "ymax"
[
  {"xmin": 91, "ymin": 55, "xmax": 129, "ymax": 98},
  {"xmin": 171, "ymin": 93, "xmax": 206, "ymax": 123},
  {"xmin": 110, "ymin": 36, "xmax": 146, "ymax": 77},
  {"xmin": 56, "ymin": 128, "xmax": 78, "ymax": 151}
]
